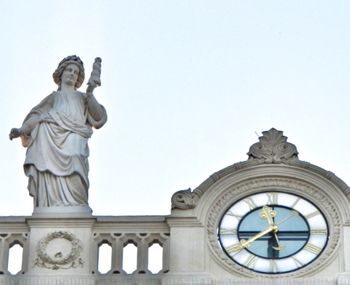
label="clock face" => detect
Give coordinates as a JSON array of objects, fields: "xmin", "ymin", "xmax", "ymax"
[{"xmin": 218, "ymin": 192, "xmax": 329, "ymax": 274}]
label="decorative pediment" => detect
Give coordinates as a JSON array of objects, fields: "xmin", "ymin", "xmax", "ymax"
[{"xmin": 247, "ymin": 128, "xmax": 298, "ymax": 162}]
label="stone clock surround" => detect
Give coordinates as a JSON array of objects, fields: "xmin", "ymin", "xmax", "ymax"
[
  {"xmin": 203, "ymin": 164, "xmax": 346, "ymax": 278},
  {"xmin": 171, "ymin": 128, "xmax": 350, "ymax": 281}
]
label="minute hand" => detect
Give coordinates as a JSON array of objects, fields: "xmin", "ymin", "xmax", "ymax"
[
  {"xmin": 241, "ymin": 225, "xmax": 278, "ymax": 248},
  {"xmin": 276, "ymin": 211, "xmax": 299, "ymax": 226}
]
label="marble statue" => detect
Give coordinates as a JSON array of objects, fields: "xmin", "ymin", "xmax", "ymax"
[{"xmin": 9, "ymin": 55, "xmax": 107, "ymax": 209}]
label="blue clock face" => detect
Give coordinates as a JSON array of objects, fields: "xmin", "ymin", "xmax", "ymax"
[{"xmin": 218, "ymin": 192, "xmax": 329, "ymax": 274}]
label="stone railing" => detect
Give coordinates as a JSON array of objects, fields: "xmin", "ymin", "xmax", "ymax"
[
  {"xmin": 0, "ymin": 215, "xmax": 170, "ymax": 284},
  {"xmin": 0, "ymin": 217, "xmax": 29, "ymax": 276},
  {"xmin": 91, "ymin": 216, "xmax": 170, "ymax": 275}
]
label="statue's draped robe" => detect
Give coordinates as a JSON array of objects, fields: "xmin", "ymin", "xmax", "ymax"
[{"xmin": 21, "ymin": 91, "xmax": 107, "ymax": 207}]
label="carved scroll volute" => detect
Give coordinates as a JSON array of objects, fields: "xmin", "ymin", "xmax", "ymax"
[{"xmin": 171, "ymin": 188, "xmax": 200, "ymax": 210}]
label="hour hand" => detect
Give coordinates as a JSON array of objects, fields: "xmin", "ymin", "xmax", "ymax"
[
  {"xmin": 271, "ymin": 230, "xmax": 286, "ymax": 251},
  {"xmin": 260, "ymin": 206, "xmax": 276, "ymax": 226}
]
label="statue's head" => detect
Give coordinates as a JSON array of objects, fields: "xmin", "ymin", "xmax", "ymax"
[{"xmin": 52, "ymin": 55, "xmax": 85, "ymax": 89}]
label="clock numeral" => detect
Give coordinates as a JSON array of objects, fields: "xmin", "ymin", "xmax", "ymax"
[
  {"xmin": 267, "ymin": 193, "xmax": 278, "ymax": 205},
  {"xmin": 226, "ymin": 210, "xmax": 242, "ymax": 220},
  {"xmin": 291, "ymin": 256, "xmax": 304, "ymax": 267},
  {"xmin": 305, "ymin": 210, "xmax": 320, "ymax": 219},
  {"xmin": 290, "ymin": 197, "xmax": 301, "ymax": 208},
  {"xmin": 226, "ymin": 242, "xmax": 243, "ymax": 254},
  {"xmin": 220, "ymin": 227, "xmax": 237, "ymax": 235},
  {"xmin": 243, "ymin": 197, "xmax": 258, "ymax": 209},
  {"xmin": 244, "ymin": 255, "xmax": 258, "ymax": 268},
  {"xmin": 304, "ymin": 243, "xmax": 322, "ymax": 255},
  {"xmin": 310, "ymin": 228, "xmax": 328, "ymax": 235},
  {"xmin": 269, "ymin": 260, "xmax": 278, "ymax": 273}
]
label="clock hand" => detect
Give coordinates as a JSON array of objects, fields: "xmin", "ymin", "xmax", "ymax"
[
  {"xmin": 240, "ymin": 224, "xmax": 278, "ymax": 248},
  {"xmin": 260, "ymin": 206, "xmax": 285, "ymax": 250},
  {"xmin": 276, "ymin": 210, "xmax": 299, "ymax": 226},
  {"xmin": 260, "ymin": 206, "xmax": 276, "ymax": 226},
  {"xmin": 269, "ymin": 211, "xmax": 298, "ymax": 251},
  {"xmin": 272, "ymin": 232, "xmax": 285, "ymax": 251},
  {"xmin": 227, "ymin": 225, "xmax": 277, "ymax": 253},
  {"xmin": 228, "ymin": 208, "xmax": 298, "ymax": 253}
]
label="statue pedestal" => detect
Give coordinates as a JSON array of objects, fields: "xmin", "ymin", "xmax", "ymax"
[
  {"xmin": 25, "ymin": 216, "xmax": 95, "ymax": 276},
  {"xmin": 32, "ymin": 206, "xmax": 92, "ymax": 218}
]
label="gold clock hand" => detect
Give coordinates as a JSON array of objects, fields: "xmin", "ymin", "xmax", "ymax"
[
  {"xmin": 260, "ymin": 206, "xmax": 276, "ymax": 226},
  {"xmin": 241, "ymin": 225, "xmax": 278, "ymax": 248}
]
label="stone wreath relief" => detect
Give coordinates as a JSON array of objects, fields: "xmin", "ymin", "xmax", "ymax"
[{"xmin": 34, "ymin": 231, "xmax": 83, "ymax": 270}]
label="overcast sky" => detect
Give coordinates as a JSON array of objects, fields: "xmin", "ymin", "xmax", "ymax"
[{"xmin": 1, "ymin": 0, "xmax": 350, "ymax": 216}]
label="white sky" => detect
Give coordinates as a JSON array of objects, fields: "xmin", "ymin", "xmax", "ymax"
[{"xmin": 1, "ymin": 0, "xmax": 350, "ymax": 216}]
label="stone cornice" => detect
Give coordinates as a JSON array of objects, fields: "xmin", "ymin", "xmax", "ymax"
[{"xmin": 166, "ymin": 216, "xmax": 203, "ymax": 228}]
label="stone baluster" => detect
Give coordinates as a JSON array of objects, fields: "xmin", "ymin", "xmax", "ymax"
[
  {"xmin": 161, "ymin": 233, "xmax": 170, "ymax": 273},
  {"xmin": 111, "ymin": 233, "xmax": 124, "ymax": 274},
  {"xmin": 136, "ymin": 233, "xmax": 150, "ymax": 274},
  {"xmin": 0, "ymin": 234, "xmax": 9, "ymax": 274}
]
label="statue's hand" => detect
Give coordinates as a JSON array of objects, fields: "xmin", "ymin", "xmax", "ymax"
[{"xmin": 9, "ymin": 128, "xmax": 22, "ymax": 140}]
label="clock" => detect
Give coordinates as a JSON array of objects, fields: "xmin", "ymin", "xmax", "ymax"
[{"xmin": 218, "ymin": 192, "xmax": 329, "ymax": 274}]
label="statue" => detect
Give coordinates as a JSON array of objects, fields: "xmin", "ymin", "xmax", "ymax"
[{"xmin": 9, "ymin": 55, "xmax": 107, "ymax": 211}]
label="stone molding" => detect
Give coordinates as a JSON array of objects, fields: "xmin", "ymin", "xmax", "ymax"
[
  {"xmin": 172, "ymin": 159, "xmax": 350, "ymax": 210},
  {"xmin": 171, "ymin": 129, "xmax": 350, "ymax": 210},
  {"xmin": 166, "ymin": 217, "xmax": 204, "ymax": 228},
  {"xmin": 0, "ymin": 275, "xmax": 339, "ymax": 284},
  {"xmin": 206, "ymin": 176, "xmax": 341, "ymax": 278}
]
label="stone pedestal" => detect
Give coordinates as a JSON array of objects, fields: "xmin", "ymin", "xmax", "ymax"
[
  {"xmin": 25, "ymin": 216, "xmax": 95, "ymax": 277},
  {"xmin": 32, "ymin": 206, "xmax": 92, "ymax": 218}
]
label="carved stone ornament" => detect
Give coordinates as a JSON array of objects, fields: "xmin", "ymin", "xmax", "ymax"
[
  {"xmin": 171, "ymin": 188, "xmax": 200, "ymax": 209},
  {"xmin": 34, "ymin": 231, "xmax": 84, "ymax": 270},
  {"xmin": 247, "ymin": 128, "xmax": 299, "ymax": 162}
]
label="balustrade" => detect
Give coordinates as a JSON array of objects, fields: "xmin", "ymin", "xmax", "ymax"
[
  {"xmin": 93, "ymin": 216, "xmax": 170, "ymax": 276},
  {"xmin": 0, "ymin": 216, "xmax": 169, "ymax": 279}
]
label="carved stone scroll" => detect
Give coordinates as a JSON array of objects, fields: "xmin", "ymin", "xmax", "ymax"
[{"xmin": 171, "ymin": 188, "xmax": 200, "ymax": 210}]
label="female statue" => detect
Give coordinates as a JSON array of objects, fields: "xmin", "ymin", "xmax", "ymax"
[{"xmin": 9, "ymin": 55, "xmax": 107, "ymax": 210}]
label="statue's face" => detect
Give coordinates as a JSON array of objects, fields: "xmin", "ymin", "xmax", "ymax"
[{"xmin": 61, "ymin": 63, "xmax": 80, "ymax": 87}]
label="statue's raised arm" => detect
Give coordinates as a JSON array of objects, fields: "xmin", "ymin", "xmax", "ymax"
[{"xmin": 9, "ymin": 55, "xmax": 107, "ymax": 214}]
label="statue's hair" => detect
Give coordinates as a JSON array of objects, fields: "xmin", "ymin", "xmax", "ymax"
[{"xmin": 52, "ymin": 55, "xmax": 85, "ymax": 89}]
